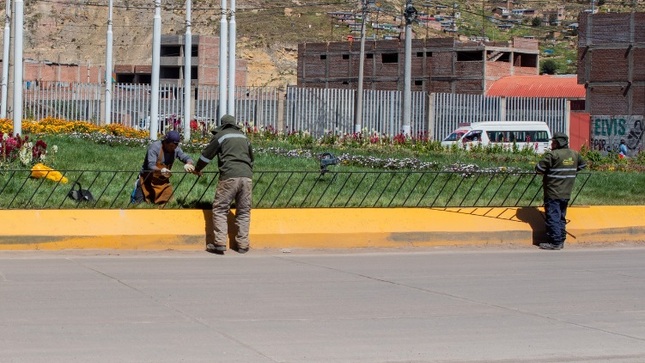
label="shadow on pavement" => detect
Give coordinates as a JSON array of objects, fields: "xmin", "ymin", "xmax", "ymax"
[{"xmin": 516, "ymin": 207, "xmax": 548, "ymax": 246}]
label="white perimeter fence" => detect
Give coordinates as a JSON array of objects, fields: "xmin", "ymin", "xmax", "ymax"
[{"xmin": 11, "ymin": 82, "xmax": 569, "ymax": 140}]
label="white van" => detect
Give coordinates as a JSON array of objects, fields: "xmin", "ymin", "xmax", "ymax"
[{"xmin": 441, "ymin": 121, "xmax": 552, "ymax": 153}]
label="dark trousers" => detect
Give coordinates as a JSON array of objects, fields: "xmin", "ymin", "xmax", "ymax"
[{"xmin": 544, "ymin": 198, "xmax": 569, "ymax": 245}]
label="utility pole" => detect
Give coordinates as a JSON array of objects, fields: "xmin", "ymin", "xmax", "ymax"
[
  {"xmin": 183, "ymin": 0, "xmax": 192, "ymax": 141},
  {"xmin": 227, "ymin": 0, "xmax": 236, "ymax": 117},
  {"xmin": 104, "ymin": 0, "xmax": 113, "ymax": 125},
  {"xmin": 481, "ymin": 0, "xmax": 486, "ymax": 39},
  {"xmin": 354, "ymin": 0, "xmax": 367, "ymax": 133},
  {"xmin": 218, "ymin": 0, "xmax": 228, "ymax": 120},
  {"xmin": 1, "ymin": 0, "xmax": 10, "ymax": 118},
  {"xmin": 13, "ymin": 0, "xmax": 23, "ymax": 135},
  {"xmin": 150, "ymin": 0, "xmax": 162, "ymax": 140},
  {"xmin": 402, "ymin": 0, "xmax": 417, "ymax": 136}
]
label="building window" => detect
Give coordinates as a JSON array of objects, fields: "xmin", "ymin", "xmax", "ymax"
[
  {"xmin": 160, "ymin": 46, "xmax": 181, "ymax": 57},
  {"xmin": 320, "ymin": 54, "xmax": 327, "ymax": 60},
  {"xmin": 417, "ymin": 52, "xmax": 424, "ymax": 57},
  {"xmin": 488, "ymin": 51, "xmax": 511, "ymax": 62},
  {"xmin": 457, "ymin": 51, "xmax": 483, "ymax": 61},
  {"xmin": 426, "ymin": 52, "xmax": 433, "ymax": 57},
  {"xmin": 514, "ymin": 53, "xmax": 537, "ymax": 67},
  {"xmin": 415, "ymin": 80, "xmax": 423, "ymax": 86},
  {"xmin": 343, "ymin": 54, "xmax": 350, "ymax": 60},
  {"xmin": 117, "ymin": 74, "xmax": 134, "ymax": 83},
  {"xmin": 160, "ymin": 66, "xmax": 181, "ymax": 79},
  {"xmin": 366, "ymin": 53, "xmax": 373, "ymax": 59},
  {"xmin": 382, "ymin": 53, "xmax": 398, "ymax": 63}
]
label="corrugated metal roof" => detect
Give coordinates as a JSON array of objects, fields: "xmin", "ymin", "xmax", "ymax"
[{"xmin": 487, "ymin": 75, "xmax": 586, "ymax": 98}]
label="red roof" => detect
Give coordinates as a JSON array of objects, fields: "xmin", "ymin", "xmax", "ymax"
[{"xmin": 487, "ymin": 75, "xmax": 586, "ymax": 98}]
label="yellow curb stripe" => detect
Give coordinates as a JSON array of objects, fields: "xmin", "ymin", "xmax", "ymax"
[{"xmin": 0, "ymin": 207, "xmax": 643, "ymax": 250}]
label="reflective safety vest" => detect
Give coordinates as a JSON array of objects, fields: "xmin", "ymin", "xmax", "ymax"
[{"xmin": 535, "ymin": 148, "xmax": 586, "ymax": 200}]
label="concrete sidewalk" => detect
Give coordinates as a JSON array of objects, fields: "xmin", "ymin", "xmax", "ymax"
[{"xmin": 1, "ymin": 206, "xmax": 644, "ymax": 250}]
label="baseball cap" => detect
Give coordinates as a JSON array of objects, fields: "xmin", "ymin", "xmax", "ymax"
[
  {"xmin": 551, "ymin": 132, "xmax": 568, "ymax": 141},
  {"xmin": 164, "ymin": 130, "xmax": 181, "ymax": 143}
]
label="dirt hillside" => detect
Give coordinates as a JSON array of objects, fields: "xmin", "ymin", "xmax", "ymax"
[{"xmin": 3, "ymin": 0, "xmax": 610, "ymax": 87}]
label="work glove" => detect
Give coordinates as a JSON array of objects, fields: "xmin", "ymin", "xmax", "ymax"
[
  {"xmin": 160, "ymin": 167, "xmax": 171, "ymax": 177},
  {"xmin": 184, "ymin": 163, "xmax": 195, "ymax": 173}
]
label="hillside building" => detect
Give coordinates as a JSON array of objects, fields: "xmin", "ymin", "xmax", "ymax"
[
  {"xmin": 297, "ymin": 37, "xmax": 539, "ymax": 94},
  {"xmin": 115, "ymin": 35, "xmax": 247, "ymax": 87},
  {"xmin": 4, "ymin": 35, "xmax": 246, "ymax": 88}
]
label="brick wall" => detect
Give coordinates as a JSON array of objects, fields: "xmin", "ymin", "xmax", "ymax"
[
  {"xmin": 587, "ymin": 86, "xmax": 629, "ymax": 114},
  {"xmin": 578, "ymin": 12, "xmax": 645, "ymax": 119},
  {"xmin": 590, "ymin": 49, "xmax": 628, "ymax": 82},
  {"xmin": 198, "ymin": 36, "xmax": 219, "ymax": 86},
  {"xmin": 22, "ymin": 62, "xmax": 103, "ymax": 83},
  {"xmin": 297, "ymin": 37, "xmax": 537, "ymax": 94},
  {"xmin": 486, "ymin": 61, "xmax": 511, "ymax": 78}
]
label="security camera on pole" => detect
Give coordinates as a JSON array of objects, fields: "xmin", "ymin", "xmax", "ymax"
[
  {"xmin": 402, "ymin": 0, "xmax": 417, "ymax": 136},
  {"xmin": 354, "ymin": 0, "xmax": 367, "ymax": 134}
]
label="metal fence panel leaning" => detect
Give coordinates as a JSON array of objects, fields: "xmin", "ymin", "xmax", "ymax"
[{"xmin": 0, "ymin": 169, "xmax": 591, "ymax": 210}]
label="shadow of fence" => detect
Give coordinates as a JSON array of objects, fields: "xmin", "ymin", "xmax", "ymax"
[{"xmin": 0, "ymin": 169, "xmax": 591, "ymax": 210}]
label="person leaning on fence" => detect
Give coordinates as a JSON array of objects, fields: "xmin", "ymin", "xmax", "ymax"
[
  {"xmin": 535, "ymin": 132, "xmax": 587, "ymax": 250},
  {"xmin": 131, "ymin": 130, "xmax": 195, "ymax": 205},
  {"xmin": 193, "ymin": 114, "xmax": 254, "ymax": 255}
]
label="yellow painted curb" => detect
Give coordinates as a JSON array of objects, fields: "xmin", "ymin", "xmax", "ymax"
[{"xmin": 0, "ymin": 206, "xmax": 643, "ymax": 250}]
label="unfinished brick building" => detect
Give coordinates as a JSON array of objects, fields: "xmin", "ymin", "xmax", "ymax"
[
  {"xmin": 2, "ymin": 35, "xmax": 247, "ymax": 88},
  {"xmin": 115, "ymin": 35, "xmax": 247, "ymax": 87},
  {"xmin": 577, "ymin": 12, "xmax": 645, "ymax": 156},
  {"xmin": 297, "ymin": 37, "xmax": 539, "ymax": 94}
]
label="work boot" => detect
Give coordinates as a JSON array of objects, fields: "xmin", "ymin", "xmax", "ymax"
[
  {"xmin": 237, "ymin": 247, "xmax": 249, "ymax": 254},
  {"xmin": 206, "ymin": 243, "xmax": 226, "ymax": 255},
  {"xmin": 539, "ymin": 242, "xmax": 563, "ymax": 250}
]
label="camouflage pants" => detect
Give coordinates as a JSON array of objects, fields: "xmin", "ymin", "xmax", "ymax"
[{"xmin": 212, "ymin": 177, "xmax": 252, "ymax": 249}]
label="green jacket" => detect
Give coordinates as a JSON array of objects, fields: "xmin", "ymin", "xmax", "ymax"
[
  {"xmin": 535, "ymin": 147, "xmax": 586, "ymax": 200},
  {"xmin": 196, "ymin": 123, "xmax": 253, "ymax": 180}
]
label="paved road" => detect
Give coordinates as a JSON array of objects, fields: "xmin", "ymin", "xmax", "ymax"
[{"xmin": 1, "ymin": 246, "xmax": 645, "ymax": 363}]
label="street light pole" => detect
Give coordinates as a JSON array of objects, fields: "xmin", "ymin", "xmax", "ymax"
[
  {"xmin": 354, "ymin": 0, "xmax": 367, "ymax": 133},
  {"xmin": 227, "ymin": 0, "xmax": 236, "ymax": 117},
  {"xmin": 402, "ymin": 0, "xmax": 417, "ymax": 136},
  {"xmin": 218, "ymin": 0, "xmax": 228, "ymax": 120},
  {"xmin": 104, "ymin": 0, "xmax": 113, "ymax": 125},
  {"xmin": 183, "ymin": 0, "xmax": 192, "ymax": 141},
  {"xmin": 1, "ymin": 0, "xmax": 10, "ymax": 118},
  {"xmin": 149, "ymin": 0, "xmax": 162, "ymax": 140},
  {"xmin": 13, "ymin": 0, "xmax": 23, "ymax": 135}
]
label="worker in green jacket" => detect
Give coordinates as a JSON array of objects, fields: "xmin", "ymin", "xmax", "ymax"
[
  {"xmin": 535, "ymin": 132, "xmax": 587, "ymax": 250},
  {"xmin": 193, "ymin": 115, "xmax": 254, "ymax": 255}
]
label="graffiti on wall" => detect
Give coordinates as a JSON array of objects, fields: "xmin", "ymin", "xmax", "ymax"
[{"xmin": 591, "ymin": 115, "xmax": 644, "ymax": 157}]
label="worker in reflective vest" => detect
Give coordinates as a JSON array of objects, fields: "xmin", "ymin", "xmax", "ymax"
[{"xmin": 535, "ymin": 132, "xmax": 586, "ymax": 250}]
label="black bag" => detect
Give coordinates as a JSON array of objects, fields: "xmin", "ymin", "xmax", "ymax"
[{"xmin": 68, "ymin": 182, "xmax": 94, "ymax": 202}]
